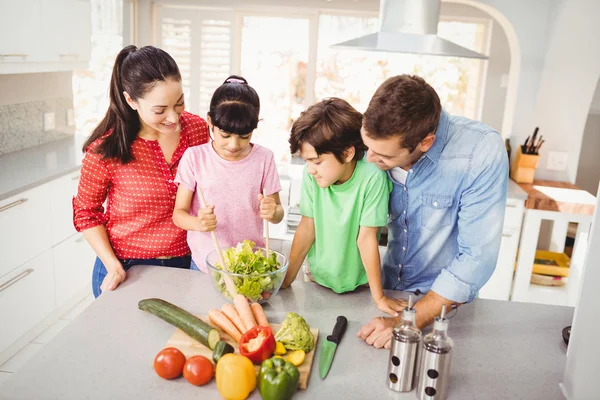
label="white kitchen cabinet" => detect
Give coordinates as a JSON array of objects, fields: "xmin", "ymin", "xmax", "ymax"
[
  {"xmin": 41, "ymin": 0, "xmax": 91, "ymax": 63},
  {"xmin": 0, "ymin": 0, "xmax": 43, "ymax": 60},
  {"xmin": 0, "ymin": 249, "xmax": 56, "ymax": 355},
  {"xmin": 0, "ymin": 184, "xmax": 52, "ymax": 278},
  {"xmin": 479, "ymin": 198, "xmax": 525, "ymax": 301},
  {"xmin": 0, "ymin": 0, "xmax": 90, "ymax": 74},
  {"xmin": 49, "ymin": 170, "xmax": 81, "ymax": 245},
  {"xmin": 53, "ymin": 233, "xmax": 95, "ymax": 309}
]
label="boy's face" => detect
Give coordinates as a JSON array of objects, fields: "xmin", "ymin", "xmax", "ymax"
[{"xmin": 300, "ymin": 143, "xmax": 353, "ymax": 188}]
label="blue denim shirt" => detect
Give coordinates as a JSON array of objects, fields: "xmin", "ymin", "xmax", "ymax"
[{"xmin": 382, "ymin": 110, "xmax": 508, "ymax": 303}]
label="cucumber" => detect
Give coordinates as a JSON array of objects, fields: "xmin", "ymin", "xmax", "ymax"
[
  {"xmin": 138, "ymin": 298, "xmax": 220, "ymax": 350},
  {"xmin": 212, "ymin": 341, "xmax": 235, "ymax": 364}
]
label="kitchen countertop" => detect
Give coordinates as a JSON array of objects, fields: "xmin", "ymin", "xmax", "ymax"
[
  {"xmin": 0, "ymin": 136, "xmax": 84, "ymax": 201},
  {"xmin": 0, "ymin": 266, "xmax": 572, "ymax": 399},
  {"xmin": 507, "ymin": 179, "xmax": 528, "ymax": 201}
]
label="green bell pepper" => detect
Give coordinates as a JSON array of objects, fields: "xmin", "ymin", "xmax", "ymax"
[{"xmin": 258, "ymin": 356, "xmax": 300, "ymax": 400}]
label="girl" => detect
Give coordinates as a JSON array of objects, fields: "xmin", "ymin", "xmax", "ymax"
[
  {"xmin": 173, "ymin": 75, "xmax": 284, "ymax": 272},
  {"xmin": 73, "ymin": 45, "xmax": 210, "ymax": 297}
]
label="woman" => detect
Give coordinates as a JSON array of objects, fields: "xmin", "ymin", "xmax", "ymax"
[{"xmin": 73, "ymin": 45, "xmax": 209, "ymax": 297}]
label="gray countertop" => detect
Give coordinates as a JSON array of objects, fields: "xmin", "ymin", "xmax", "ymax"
[
  {"xmin": 0, "ymin": 266, "xmax": 573, "ymax": 400},
  {"xmin": 508, "ymin": 179, "xmax": 528, "ymax": 201},
  {"xmin": 0, "ymin": 136, "xmax": 84, "ymax": 201}
]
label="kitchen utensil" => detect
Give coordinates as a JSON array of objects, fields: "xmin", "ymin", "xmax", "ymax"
[
  {"xmin": 416, "ymin": 305, "xmax": 454, "ymax": 400},
  {"xmin": 319, "ymin": 316, "xmax": 347, "ymax": 379},
  {"xmin": 387, "ymin": 295, "xmax": 422, "ymax": 392}
]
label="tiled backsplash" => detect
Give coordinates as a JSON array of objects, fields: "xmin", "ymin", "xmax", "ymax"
[{"xmin": 0, "ymin": 98, "xmax": 75, "ymax": 156}]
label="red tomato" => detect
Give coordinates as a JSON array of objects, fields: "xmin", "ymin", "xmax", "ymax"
[
  {"xmin": 183, "ymin": 355, "xmax": 215, "ymax": 386},
  {"xmin": 154, "ymin": 347, "xmax": 186, "ymax": 380}
]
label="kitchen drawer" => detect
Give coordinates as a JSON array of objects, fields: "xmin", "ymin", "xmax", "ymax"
[
  {"xmin": 0, "ymin": 249, "xmax": 56, "ymax": 354},
  {"xmin": 479, "ymin": 228, "xmax": 520, "ymax": 301},
  {"xmin": 504, "ymin": 199, "xmax": 525, "ymax": 230},
  {"xmin": 0, "ymin": 184, "xmax": 52, "ymax": 278},
  {"xmin": 49, "ymin": 170, "xmax": 81, "ymax": 245},
  {"xmin": 53, "ymin": 232, "xmax": 95, "ymax": 308}
]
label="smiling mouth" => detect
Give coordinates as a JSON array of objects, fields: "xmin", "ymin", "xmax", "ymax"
[{"xmin": 161, "ymin": 122, "xmax": 176, "ymax": 127}]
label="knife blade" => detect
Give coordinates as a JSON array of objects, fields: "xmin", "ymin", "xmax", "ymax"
[{"xmin": 319, "ymin": 315, "xmax": 347, "ymax": 379}]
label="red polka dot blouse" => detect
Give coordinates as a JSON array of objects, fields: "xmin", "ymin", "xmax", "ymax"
[{"xmin": 73, "ymin": 111, "xmax": 209, "ymax": 259}]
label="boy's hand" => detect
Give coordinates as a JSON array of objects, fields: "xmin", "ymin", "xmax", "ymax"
[
  {"xmin": 258, "ymin": 193, "xmax": 277, "ymax": 222},
  {"xmin": 375, "ymin": 295, "xmax": 408, "ymax": 317},
  {"xmin": 197, "ymin": 205, "xmax": 217, "ymax": 232}
]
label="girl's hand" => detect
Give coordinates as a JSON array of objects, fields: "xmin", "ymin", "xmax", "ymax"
[
  {"xmin": 258, "ymin": 193, "xmax": 277, "ymax": 222},
  {"xmin": 375, "ymin": 295, "xmax": 407, "ymax": 317},
  {"xmin": 197, "ymin": 205, "xmax": 217, "ymax": 231}
]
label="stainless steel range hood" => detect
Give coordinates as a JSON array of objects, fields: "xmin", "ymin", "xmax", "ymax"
[{"xmin": 331, "ymin": 0, "xmax": 488, "ymax": 59}]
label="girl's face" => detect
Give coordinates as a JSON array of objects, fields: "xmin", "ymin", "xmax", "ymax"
[
  {"xmin": 125, "ymin": 78, "xmax": 185, "ymax": 135},
  {"xmin": 208, "ymin": 119, "xmax": 253, "ymax": 162},
  {"xmin": 300, "ymin": 142, "xmax": 355, "ymax": 188}
]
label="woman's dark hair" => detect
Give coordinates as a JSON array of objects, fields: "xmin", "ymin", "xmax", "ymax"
[
  {"xmin": 83, "ymin": 45, "xmax": 181, "ymax": 163},
  {"xmin": 363, "ymin": 74, "xmax": 441, "ymax": 153},
  {"xmin": 208, "ymin": 75, "xmax": 260, "ymax": 136},
  {"xmin": 289, "ymin": 98, "xmax": 366, "ymax": 163}
]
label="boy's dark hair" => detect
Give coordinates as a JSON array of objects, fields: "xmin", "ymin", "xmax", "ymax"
[
  {"xmin": 208, "ymin": 75, "xmax": 260, "ymax": 136},
  {"xmin": 363, "ymin": 75, "xmax": 442, "ymax": 153},
  {"xmin": 289, "ymin": 98, "xmax": 366, "ymax": 163},
  {"xmin": 83, "ymin": 45, "xmax": 181, "ymax": 163}
]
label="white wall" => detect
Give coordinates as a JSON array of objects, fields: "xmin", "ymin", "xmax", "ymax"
[
  {"xmin": 576, "ymin": 113, "xmax": 600, "ymax": 195},
  {"xmin": 441, "ymin": 2, "xmax": 510, "ymax": 134},
  {"xmin": 529, "ymin": 0, "xmax": 600, "ymax": 183}
]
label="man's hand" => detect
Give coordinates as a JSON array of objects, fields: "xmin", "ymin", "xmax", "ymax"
[
  {"xmin": 357, "ymin": 316, "xmax": 400, "ymax": 349},
  {"xmin": 374, "ymin": 295, "xmax": 408, "ymax": 317}
]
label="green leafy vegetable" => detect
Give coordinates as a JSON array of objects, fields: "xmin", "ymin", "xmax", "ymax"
[
  {"xmin": 212, "ymin": 240, "xmax": 281, "ymax": 302},
  {"xmin": 274, "ymin": 312, "xmax": 314, "ymax": 353}
]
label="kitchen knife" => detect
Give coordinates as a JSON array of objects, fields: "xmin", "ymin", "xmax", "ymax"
[{"xmin": 319, "ymin": 316, "xmax": 347, "ymax": 379}]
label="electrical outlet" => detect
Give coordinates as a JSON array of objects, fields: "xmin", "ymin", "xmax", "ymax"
[
  {"xmin": 66, "ymin": 109, "xmax": 75, "ymax": 127},
  {"xmin": 43, "ymin": 112, "xmax": 56, "ymax": 132},
  {"xmin": 547, "ymin": 151, "xmax": 568, "ymax": 171}
]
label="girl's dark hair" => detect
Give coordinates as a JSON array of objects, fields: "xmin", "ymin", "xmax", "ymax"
[
  {"xmin": 208, "ymin": 75, "xmax": 260, "ymax": 136},
  {"xmin": 289, "ymin": 98, "xmax": 366, "ymax": 163},
  {"xmin": 83, "ymin": 45, "xmax": 181, "ymax": 163}
]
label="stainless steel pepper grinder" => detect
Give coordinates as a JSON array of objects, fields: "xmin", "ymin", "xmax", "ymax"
[
  {"xmin": 387, "ymin": 295, "xmax": 422, "ymax": 392},
  {"xmin": 416, "ymin": 305, "xmax": 454, "ymax": 400}
]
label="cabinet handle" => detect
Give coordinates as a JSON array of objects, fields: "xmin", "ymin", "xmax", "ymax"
[
  {"xmin": 0, "ymin": 198, "xmax": 28, "ymax": 213},
  {"xmin": 506, "ymin": 203, "xmax": 518, "ymax": 208},
  {"xmin": 0, "ymin": 269, "xmax": 33, "ymax": 293},
  {"xmin": 75, "ymin": 235, "xmax": 86, "ymax": 243},
  {"xmin": 502, "ymin": 232, "xmax": 515, "ymax": 238},
  {"xmin": 59, "ymin": 53, "xmax": 81, "ymax": 59},
  {"xmin": 0, "ymin": 54, "xmax": 29, "ymax": 58},
  {"xmin": 71, "ymin": 174, "xmax": 81, "ymax": 181}
]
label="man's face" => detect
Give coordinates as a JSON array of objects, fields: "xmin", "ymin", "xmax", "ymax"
[{"xmin": 361, "ymin": 125, "xmax": 426, "ymax": 171}]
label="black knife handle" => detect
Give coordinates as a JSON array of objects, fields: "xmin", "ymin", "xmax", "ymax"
[{"xmin": 327, "ymin": 316, "xmax": 347, "ymax": 344}]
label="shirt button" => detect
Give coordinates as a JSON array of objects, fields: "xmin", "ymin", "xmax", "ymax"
[
  {"xmin": 398, "ymin": 264, "xmax": 402, "ymax": 268},
  {"xmin": 404, "ymin": 187, "xmax": 407, "ymax": 191},
  {"xmin": 409, "ymin": 169, "xmax": 413, "ymax": 173},
  {"xmin": 404, "ymin": 229, "xmax": 407, "ymax": 233},
  {"xmin": 433, "ymin": 201, "xmax": 438, "ymax": 207},
  {"xmin": 168, "ymin": 179, "xmax": 173, "ymax": 183},
  {"xmin": 403, "ymin": 247, "xmax": 406, "ymax": 251},
  {"xmin": 403, "ymin": 210, "xmax": 407, "ymax": 215}
]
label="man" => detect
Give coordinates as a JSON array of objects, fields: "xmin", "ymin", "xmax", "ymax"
[{"xmin": 358, "ymin": 75, "xmax": 508, "ymax": 349}]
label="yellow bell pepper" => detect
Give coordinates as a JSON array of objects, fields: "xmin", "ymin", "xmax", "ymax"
[
  {"xmin": 287, "ymin": 350, "xmax": 305, "ymax": 367},
  {"xmin": 274, "ymin": 341, "xmax": 287, "ymax": 355},
  {"xmin": 216, "ymin": 354, "xmax": 256, "ymax": 400}
]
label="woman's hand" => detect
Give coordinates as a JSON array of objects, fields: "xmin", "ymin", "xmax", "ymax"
[
  {"xmin": 197, "ymin": 205, "xmax": 217, "ymax": 231},
  {"xmin": 100, "ymin": 260, "xmax": 127, "ymax": 293},
  {"xmin": 258, "ymin": 194, "xmax": 277, "ymax": 222}
]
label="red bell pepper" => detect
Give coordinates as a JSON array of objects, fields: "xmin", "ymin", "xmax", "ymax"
[{"xmin": 239, "ymin": 325, "xmax": 276, "ymax": 364}]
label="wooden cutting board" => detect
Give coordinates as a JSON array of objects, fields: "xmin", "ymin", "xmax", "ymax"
[{"xmin": 163, "ymin": 316, "xmax": 319, "ymax": 389}]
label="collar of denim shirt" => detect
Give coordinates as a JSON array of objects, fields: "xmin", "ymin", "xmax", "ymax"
[{"xmin": 423, "ymin": 109, "xmax": 450, "ymax": 164}]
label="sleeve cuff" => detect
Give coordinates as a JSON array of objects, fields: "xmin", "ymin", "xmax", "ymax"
[{"xmin": 430, "ymin": 269, "xmax": 477, "ymax": 303}]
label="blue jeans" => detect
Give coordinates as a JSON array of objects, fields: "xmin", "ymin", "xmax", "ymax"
[{"xmin": 92, "ymin": 255, "xmax": 191, "ymax": 298}]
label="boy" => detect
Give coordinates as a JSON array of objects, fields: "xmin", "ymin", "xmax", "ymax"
[{"xmin": 282, "ymin": 98, "xmax": 405, "ymax": 316}]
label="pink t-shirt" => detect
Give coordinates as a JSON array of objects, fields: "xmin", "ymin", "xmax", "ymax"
[{"xmin": 175, "ymin": 143, "xmax": 282, "ymax": 272}]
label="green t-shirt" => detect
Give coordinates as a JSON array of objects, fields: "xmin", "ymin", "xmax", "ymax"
[{"xmin": 300, "ymin": 159, "xmax": 391, "ymax": 293}]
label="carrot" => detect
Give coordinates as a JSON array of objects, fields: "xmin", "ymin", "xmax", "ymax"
[
  {"xmin": 208, "ymin": 309, "xmax": 242, "ymax": 342},
  {"xmin": 250, "ymin": 302, "xmax": 269, "ymax": 327},
  {"xmin": 234, "ymin": 294, "xmax": 257, "ymax": 331},
  {"xmin": 221, "ymin": 303, "xmax": 247, "ymax": 334}
]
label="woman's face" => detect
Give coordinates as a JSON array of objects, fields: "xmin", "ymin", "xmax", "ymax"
[{"xmin": 125, "ymin": 78, "xmax": 185, "ymax": 135}]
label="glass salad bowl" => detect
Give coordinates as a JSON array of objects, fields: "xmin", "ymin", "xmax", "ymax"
[{"xmin": 206, "ymin": 242, "xmax": 289, "ymax": 304}]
